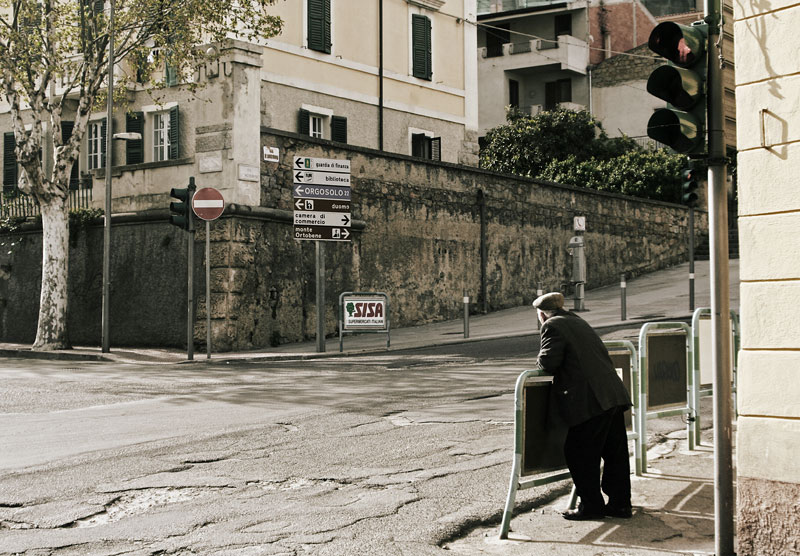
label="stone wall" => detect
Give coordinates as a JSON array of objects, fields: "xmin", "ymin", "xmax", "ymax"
[{"xmin": 0, "ymin": 131, "xmax": 707, "ymax": 350}]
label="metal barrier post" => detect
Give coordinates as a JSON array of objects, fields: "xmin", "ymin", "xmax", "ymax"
[
  {"xmin": 499, "ymin": 370, "xmax": 571, "ymax": 539},
  {"xmin": 638, "ymin": 321, "xmax": 695, "ymax": 474},
  {"xmin": 691, "ymin": 308, "xmax": 741, "ymax": 440}
]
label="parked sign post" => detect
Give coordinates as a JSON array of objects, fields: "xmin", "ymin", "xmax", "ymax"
[
  {"xmin": 192, "ymin": 187, "xmax": 225, "ymax": 360},
  {"xmin": 293, "ymin": 156, "xmax": 352, "ymax": 352}
]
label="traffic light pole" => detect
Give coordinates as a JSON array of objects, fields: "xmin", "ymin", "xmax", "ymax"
[
  {"xmin": 187, "ymin": 206, "xmax": 195, "ymax": 361},
  {"xmin": 705, "ymin": 1, "xmax": 734, "ymax": 554},
  {"xmin": 689, "ymin": 207, "xmax": 695, "ymax": 311}
]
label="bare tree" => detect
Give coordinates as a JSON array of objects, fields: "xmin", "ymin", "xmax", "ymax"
[{"xmin": 0, "ymin": 0, "xmax": 283, "ymax": 349}]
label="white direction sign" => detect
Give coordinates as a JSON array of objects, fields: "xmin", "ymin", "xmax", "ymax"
[
  {"xmin": 294, "ymin": 211, "xmax": 351, "ymax": 227},
  {"xmin": 294, "ymin": 156, "xmax": 350, "ymax": 173},
  {"xmin": 293, "ymin": 156, "xmax": 352, "ymax": 242},
  {"xmin": 293, "ymin": 170, "xmax": 351, "ymax": 186}
]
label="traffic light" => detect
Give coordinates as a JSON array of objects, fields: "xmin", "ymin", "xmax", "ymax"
[
  {"xmin": 646, "ymin": 21, "xmax": 708, "ymax": 154},
  {"xmin": 681, "ymin": 166, "xmax": 700, "ymax": 207},
  {"xmin": 169, "ymin": 178, "xmax": 196, "ymax": 230}
]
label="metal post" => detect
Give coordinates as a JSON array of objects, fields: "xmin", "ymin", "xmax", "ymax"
[
  {"xmin": 316, "ymin": 241, "xmax": 326, "ymax": 353},
  {"xmin": 620, "ymin": 273, "xmax": 627, "ymax": 321},
  {"xmin": 206, "ymin": 220, "xmax": 211, "ymax": 359},
  {"xmin": 101, "ymin": 0, "xmax": 115, "ymax": 353},
  {"xmin": 463, "ymin": 293, "xmax": 470, "ymax": 339},
  {"xmin": 705, "ymin": 0, "xmax": 734, "ymax": 553},
  {"xmin": 186, "ymin": 179, "xmax": 196, "ymax": 361},
  {"xmin": 689, "ymin": 207, "xmax": 696, "ymax": 311}
]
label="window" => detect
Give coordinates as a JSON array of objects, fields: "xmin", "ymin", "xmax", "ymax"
[
  {"xmin": 3, "ymin": 132, "xmax": 17, "ymax": 192},
  {"xmin": 298, "ymin": 107, "xmax": 347, "ymax": 144},
  {"xmin": 308, "ymin": 0, "xmax": 331, "ymax": 54},
  {"xmin": 152, "ymin": 106, "xmax": 180, "ymax": 162},
  {"xmin": 310, "ymin": 114, "xmax": 323, "ymax": 139},
  {"xmin": 411, "ymin": 132, "xmax": 441, "ymax": 161},
  {"xmin": 412, "ymin": 14, "xmax": 432, "ymax": 80},
  {"xmin": 555, "ymin": 14, "xmax": 572, "ymax": 37},
  {"xmin": 87, "ymin": 119, "xmax": 106, "ymax": 170},
  {"xmin": 509, "ymin": 79, "xmax": 520, "ymax": 108},
  {"xmin": 545, "ymin": 78, "xmax": 572, "ymax": 111},
  {"xmin": 153, "ymin": 113, "xmax": 168, "ymax": 161}
]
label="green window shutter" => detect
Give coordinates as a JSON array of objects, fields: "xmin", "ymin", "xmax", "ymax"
[
  {"xmin": 93, "ymin": 0, "xmax": 104, "ymax": 14},
  {"xmin": 412, "ymin": 14, "xmax": 432, "ymax": 80},
  {"xmin": 3, "ymin": 132, "xmax": 18, "ymax": 190},
  {"xmin": 331, "ymin": 116, "xmax": 347, "ymax": 143},
  {"xmin": 168, "ymin": 106, "xmax": 180, "ymax": 160},
  {"xmin": 100, "ymin": 117, "xmax": 107, "ymax": 168},
  {"xmin": 431, "ymin": 137, "xmax": 441, "ymax": 161},
  {"xmin": 308, "ymin": 0, "xmax": 331, "ymax": 54},
  {"xmin": 298, "ymin": 109, "xmax": 310, "ymax": 135},
  {"xmin": 126, "ymin": 112, "xmax": 144, "ymax": 164},
  {"xmin": 61, "ymin": 122, "xmax": 80, "ymax": 190},
  {"xmin": 165, "ymin": 59, "xmax": 178, "ymax": 87}
]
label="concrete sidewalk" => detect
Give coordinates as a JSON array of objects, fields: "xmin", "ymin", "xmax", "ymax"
[
  {"xmin": 0, "ymin": 259, "xmax": 739, "ymax": 364},
  {"xmin": 447, "ymin": 425, "xmax": 718, "ymax": 555}
]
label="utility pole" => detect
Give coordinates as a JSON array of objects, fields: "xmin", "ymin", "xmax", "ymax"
[{"xmin": 705, "ymin": 0, "xmax": 735, "ymax": 554}]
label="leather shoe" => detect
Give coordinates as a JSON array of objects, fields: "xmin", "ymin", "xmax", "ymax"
[
  {"xmin": 604, "ymin": 503, "xmax": 633, "ymax": 518},
  {"xmin": 562, "ymin": 507, "xmax": 605, "ymax": 521}
]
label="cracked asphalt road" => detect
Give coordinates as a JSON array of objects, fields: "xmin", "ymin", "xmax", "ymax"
[{"xmin": 1, "ymin": 340, "xmax": 574, "ymax": 555}]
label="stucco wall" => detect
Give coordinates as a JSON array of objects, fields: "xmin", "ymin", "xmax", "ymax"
[{"xmin": 735, "ymin": 1, "xmax": 800, "ymax": 553}]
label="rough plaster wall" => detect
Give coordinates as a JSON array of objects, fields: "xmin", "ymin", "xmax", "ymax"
[{"xmin": 737, "ymin": 477, "xmax": 800, "ymax": 556}]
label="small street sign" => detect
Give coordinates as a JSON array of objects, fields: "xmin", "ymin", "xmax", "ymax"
[
  {"xmin": 293, "ymin": 170, "xmax": 351, "ymax": 186},
  {"xmin": 294, "ymin": 198, "xmax": 350, "ymax": 212},
  {"xmin": 293, "ymin": 183, "xmax": 351, "ymax": 201},
  {"xmin": 192, "ymin": 187, "xmax": 225, "ymax": 221},
  {"xmin": 294, "ymin": 225, "xmax": 351, "ymax": 241},
  {"xmin": 294, "ymin": 211, "xmax": 351, "ymax": 227},
  {"xmin": 294, "ymin": 156, "xmax": 350, "ymax": 173}
]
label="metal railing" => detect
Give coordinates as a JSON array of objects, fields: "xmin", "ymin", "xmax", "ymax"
[{"xmin": 1, "ymin": 186, "xmax": 93, "ymax": 218}]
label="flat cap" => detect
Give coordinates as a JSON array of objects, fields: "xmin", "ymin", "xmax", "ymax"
[{"xmin": 532, "ymin": 292, "xmax": 565, "ymax": 311}]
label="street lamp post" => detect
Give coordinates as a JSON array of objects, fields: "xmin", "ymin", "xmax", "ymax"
[{"xmin": 101, "ymin": 0, "xmax": 116, "ymax": 353}]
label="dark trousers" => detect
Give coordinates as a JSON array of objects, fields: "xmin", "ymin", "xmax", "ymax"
[{"xmin": 564, "ymin": 406, "xmax": 631, "ymax": 512}]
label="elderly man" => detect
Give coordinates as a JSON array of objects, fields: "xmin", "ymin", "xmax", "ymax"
[{"xmin": 534, "ymin": 292, "xmax": 633, "ymax": 520}]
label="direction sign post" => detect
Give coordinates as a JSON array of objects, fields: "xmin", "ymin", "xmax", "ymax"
[
  {"xmin": 292, "ymin": 157, "xmax": 352, "ymax": 352},
  {"xmin": 192, "ymin": 187, "xmax": 225, "ymax": 360}
]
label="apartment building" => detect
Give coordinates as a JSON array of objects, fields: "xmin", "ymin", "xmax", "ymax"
[
  {"xmin": 476, "ymin": 0, "xmax": 656, "ymax": 136},
  {"xmin": 1, "ymin": 0, "xmax": 480, "ymax": 214}
]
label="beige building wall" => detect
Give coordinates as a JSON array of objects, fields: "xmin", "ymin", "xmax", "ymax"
[
  {"xmin": 260, "ymin": 0, "xmax": 479, "ymax": 164},
  {"xmin": 734, "ymin": 1, "xmax": 800, "ymax": 554}
]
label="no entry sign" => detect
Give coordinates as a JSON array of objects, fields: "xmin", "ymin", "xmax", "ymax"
[{"xmin": 192, "ymin": 187, "xmax": 225, "ymax": 221}]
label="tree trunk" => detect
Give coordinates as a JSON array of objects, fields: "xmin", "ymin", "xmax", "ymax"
[{"xmin": 33, "ymin": 196, "xmax": 70, "ymax": 350}]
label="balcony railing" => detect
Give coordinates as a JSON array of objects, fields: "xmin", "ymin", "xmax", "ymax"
[
  {"xmin": 478, "ymin": 0, "xmax": 565, "ymax": 15},
  {"xmin": 1, "ymin": 186, "xmax": 93, "ymax": 219}
]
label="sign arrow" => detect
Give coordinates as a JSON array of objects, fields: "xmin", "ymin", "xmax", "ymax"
[
  {"xmin": 341, "ymin": 214, "xmax": 350, "ymax": 226},
  {"xmin": 341, "ymin": 228, "xmax": 350, "ymax": 239},
  {"xmin": 295, "ymin": 171, "xmax": 305, "ymax": 182},
  {"xmin": 295, "ymin": 185, "xmax": 304, "ymax": 196},
  {"xmin": 295, "ymin": 157, "xmax": 305, "ymax": 168}
]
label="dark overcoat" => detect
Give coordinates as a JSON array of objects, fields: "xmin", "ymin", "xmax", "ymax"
[{"xmin": 537, "ymin": 309, "xmax": 632, "ymax": 427}]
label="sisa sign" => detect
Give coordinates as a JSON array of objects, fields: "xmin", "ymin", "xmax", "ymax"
[{"xmin": 342, "ymin": 296, "xmax": 387, "ymax": 330}]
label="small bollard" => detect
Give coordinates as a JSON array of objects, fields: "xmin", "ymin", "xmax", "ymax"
[
  {"xmin": 620, "ymin": 273, "xmax": 627, "ymax": 321},
  {"xmin": 463, "ymin": 293, "xmax": 470, "ymax": 338}
]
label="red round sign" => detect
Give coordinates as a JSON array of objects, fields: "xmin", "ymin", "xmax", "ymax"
[{"xmin": 192, "ymin": 187, "xmax": 225, "ymax": 221}]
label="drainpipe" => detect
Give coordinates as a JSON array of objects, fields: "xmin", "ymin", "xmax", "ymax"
[
  {"xmin": 379, "ymin": 0, "xmax": 384, "ymax": 151},
  {"xmin": 588, "ymin": 65, "xmax": 593, "ymax": 115}
]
